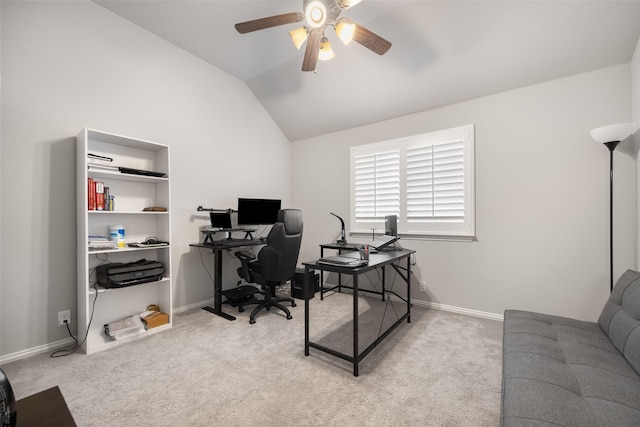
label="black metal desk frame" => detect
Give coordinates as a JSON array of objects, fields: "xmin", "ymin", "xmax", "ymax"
[
  {"xmin": 318, "ymin": 242, "xmax": 363, "ymax": 300},
  {"xmin": 303, "ymin": 249, "xmax": 414, "ymax": 376},
  {"xmin": 190, "ymin": 232, "xmax": 262, "ymax": 321}
]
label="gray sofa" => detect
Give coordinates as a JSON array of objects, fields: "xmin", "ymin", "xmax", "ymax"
[{"xmin": 501, "ymin": 269, "xmax": 640, "ymax": 426}]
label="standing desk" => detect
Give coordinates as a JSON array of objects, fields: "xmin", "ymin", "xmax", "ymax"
[
  {"xmin": 190, "ymin": 233, "xmax": 264, "ymax": 321},
  {"xmin": 303, "ymin": 249, "xmax": 415, "ymax": 376}
]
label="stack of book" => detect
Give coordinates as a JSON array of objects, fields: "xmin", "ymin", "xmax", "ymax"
[
  {"xmin": 87, "ymin": 153, "xmax": 119, "ymax": 173},
  {"xmin": 88, "ymin": 236, "xmax": 117, "ymax": 250},
  {"xmin": 104, "ymin": 315, "xmax": 146, "ymax": 340},
  {"xmin": 88, "ymin": 153, "xmax": 117, "ymax": 211},
  {"xmin": 88, "ymin": 178, "xmax": 114, "ymax": 211}
]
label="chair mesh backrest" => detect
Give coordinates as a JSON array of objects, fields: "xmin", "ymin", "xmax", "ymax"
[
  {"xmin": 598, "ymin": 269, "xmax": 640, "ymax": 374},
  {"xmin": 258, "ymin": 209, "xmax": 303, "ymax": 282}
]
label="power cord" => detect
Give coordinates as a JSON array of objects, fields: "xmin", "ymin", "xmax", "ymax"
[
  {"xmin": 49, "ymin": 285, "xmax": 100, "ymax": 358},
  {"xmin": 50, "ymin": 255, "xmax": 110, "ymax": 357}
]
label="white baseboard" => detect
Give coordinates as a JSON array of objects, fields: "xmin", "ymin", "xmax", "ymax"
[
  {"xmin": 0, "ymin": 337, "xmax": 76, "ymax": 365},
  {"xmin": 0, "ymin": 296, "xmax": 501, "ymax": 364},
  {"xmin": 0, "ymin": 300, "xmax": 215, "ymax": 365},
  {"xmin": 410, "ymin": 299, "xmax": 503, "ymax": 321},
  {"xmin": 172, "ymin": 298, "xmax": 216, "ymax": 314}
]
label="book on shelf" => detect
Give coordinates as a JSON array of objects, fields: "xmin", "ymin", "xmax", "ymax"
[
  {"xmin": 95, "ymin": 181, "xmax": 105, "ymax": 210},
  {"xmin": 104, "ymin": 315, "xmax": 146, "ymax": 340},
  {"xmin": 88, "ymin": 163, "xmax": 120, "ymax": 172},
  {"xmin": 88, "ymin": 178, "xmax": 95, "ymax": 210},
  {"xmin": 88, "ymin": 236, "xmax": 117, "ymax": 249}
]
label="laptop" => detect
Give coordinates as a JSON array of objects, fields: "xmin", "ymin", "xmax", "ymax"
[
  {"xmin": 370, "ymin": 235, "xmax": 400, "ymax": 250},
  {"xmin": 210, "ymin": 212, "xmax": 232, "ymax": 229},
  {"xmin": 317, "ymin": 254, "xmax": 368, "ymax": 268}
]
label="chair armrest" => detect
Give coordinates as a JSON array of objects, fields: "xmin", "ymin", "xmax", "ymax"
[
  {"xmin": 235, "ymin": 251, "xmax": 256, "ymax": 262},
  {"xmin": 235, "ymin": 251, "xmax": 256, "ymax": 282}
]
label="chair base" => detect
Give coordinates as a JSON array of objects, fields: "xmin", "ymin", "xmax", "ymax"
[{"xmin": 237, "ymin": 286, "xmax": 296, "ymax": 324}]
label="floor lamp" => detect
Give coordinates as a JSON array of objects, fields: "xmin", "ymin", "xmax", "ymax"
[{"xmin": 590, "ymin": 123, "xmax": 636, "ymax": 292}]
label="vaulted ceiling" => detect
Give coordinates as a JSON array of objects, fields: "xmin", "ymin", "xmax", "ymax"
[{"xmin": 96, "ymin": 1, "xmax": 640, "ymax": 141}]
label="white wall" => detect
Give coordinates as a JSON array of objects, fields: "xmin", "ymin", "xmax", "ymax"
[
  {"xmin": 292, "ymin": 64, "xmax": 635, "ymax": 322},
  {"xmin": 633, "ymin": 36, "xmax": 640, "ymax": 269},
  {"xmin": 0, "ymin": 1, "xmax": 291, "ymax": 358}
]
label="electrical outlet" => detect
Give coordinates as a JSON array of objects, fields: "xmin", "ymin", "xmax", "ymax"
[
  {"xmin": 58, "ymin": 309, "xmax": 71, "ymax": 326},
  {"xmin": 419, "ymin": 280, "xmax": 427, "ymax": 292}
]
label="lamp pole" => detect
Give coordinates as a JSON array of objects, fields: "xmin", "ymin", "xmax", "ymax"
[
  {"xmin": 604, "ymin": 141, "xmax": 619, "ymax": 293},
  {"xmin": 591, "ymin": 123, "xmax": 635, "ymax": 293}
]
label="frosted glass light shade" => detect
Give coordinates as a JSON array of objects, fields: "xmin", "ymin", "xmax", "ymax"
[
  {"xmin": 590, "ymin": 123, "xmax": 636, "ymax": 143},
  {"xmin": 318, "ymin": 39, "xmax": 335, "ymax": 61},
  {"xmin": 335, "ymin": 20, "xmax": 356, "ymax": 45},
  {"xmin": 289, "ymin": 27, "xmax": 308, "ymax": 50}
]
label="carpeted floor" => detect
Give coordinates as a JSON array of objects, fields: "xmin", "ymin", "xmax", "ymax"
[{"xmin": 2, "ymin": 291, "xmax": 503, "ymax": 426}]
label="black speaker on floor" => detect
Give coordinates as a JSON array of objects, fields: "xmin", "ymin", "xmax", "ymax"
[{"xmin": 291, "ymin": 269, "xmax": 319, "ymax": 300}]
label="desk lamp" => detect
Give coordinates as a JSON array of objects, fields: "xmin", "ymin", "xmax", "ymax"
[
  {"xmin": 330, "ymin": 212, "xmax": 347, "ymax": 244},
  {"xmin": 590, "ymin": 122, "xmax": 636, "ymax": 292}
]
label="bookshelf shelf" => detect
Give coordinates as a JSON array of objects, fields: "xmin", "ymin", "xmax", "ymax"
[
  {"xmin": 87, "ymin": 169, "xmax": 169, "ymax": 184},
  {"xmin": 77, "ymin": 128, "xmax": 172, "ymax": 355},
  {"xmin": 88, "ymin": 211, "xmax": 170, "ymax": 215}
]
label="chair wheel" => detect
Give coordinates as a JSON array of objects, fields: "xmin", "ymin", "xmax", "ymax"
[
  {"xmin": 250, "ymin": 319, "xmax": 256, "ymax": 324},
  {"xmin": 239, "ymin": 307, "xmax": 244, "ymax": 312},
  {"xmin": 292, "ymin": 301, "xmax": 297, "ymax": 307},
  {"xmin": 287, "ymin": 314, "xmax": 292, "ymax": 320}
]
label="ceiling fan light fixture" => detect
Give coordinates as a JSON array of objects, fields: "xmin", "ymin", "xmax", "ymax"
[
  {"xmin": 338, "ymin": 0, "xmax": 363, "ymax": 8},
  {"xmin": 318, "ymin": 37, "xmax": 335, "ymax": 61},
  {"xmin": 305, "ymin": 0, "xmax": 327, "ymax": 28},
  {"xmin": 289, "ymin": 26, "xmax": 309, "ymax": 50},
  {"xmin": 335, "ymin": 19, "xmax": 356, "ymax": 45}
]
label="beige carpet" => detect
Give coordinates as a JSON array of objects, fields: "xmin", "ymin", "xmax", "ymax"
[{"xmin": 2, "ymin": 291, "xmax": 503, "ymax": 426}]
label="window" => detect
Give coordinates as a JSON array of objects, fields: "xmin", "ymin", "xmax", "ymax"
[{"xmin": 350, "ymin": 124, "xmax": 475, "ymax": 239}]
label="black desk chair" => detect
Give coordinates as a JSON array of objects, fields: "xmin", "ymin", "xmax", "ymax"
[
  {"xmin": 235, "ymin": 209, "xmax": 303, "ymax": 324},
  {"xmin": 1, "ymin": 368, "xmax": 17, "ymax": 427}
]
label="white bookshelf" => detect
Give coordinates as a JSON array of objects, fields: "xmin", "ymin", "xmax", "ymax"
[{"xmin": 76, "ymin": 128, "xmax": 172, "ymax": 354}]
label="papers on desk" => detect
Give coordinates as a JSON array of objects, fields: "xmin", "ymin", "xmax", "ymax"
[{"xmin": 317, "ymin": 255, "xmax": 368, "ymax": 268}]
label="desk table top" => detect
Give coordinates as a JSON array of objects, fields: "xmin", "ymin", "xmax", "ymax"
[{"xmin": 304, "ymin": 249, "xmax": 414, "ymax": 274}]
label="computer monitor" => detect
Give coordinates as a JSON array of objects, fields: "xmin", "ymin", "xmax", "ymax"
[
  {"xmin": 237, "ymin": 198, "xmax": 281, "ymax": 225},
  {"xmin": 209, "ymin": 212, "xmax": 232, "ymax": 229}
]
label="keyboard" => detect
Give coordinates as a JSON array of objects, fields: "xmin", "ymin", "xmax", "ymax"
[{"xmin": 206, "ymin": 238, "xmax": 263, "ymax": 247}]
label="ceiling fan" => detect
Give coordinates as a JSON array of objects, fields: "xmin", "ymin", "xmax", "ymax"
[{"xmin": 235, "ymin": 0, "xmax": 391, "ymax": 72}]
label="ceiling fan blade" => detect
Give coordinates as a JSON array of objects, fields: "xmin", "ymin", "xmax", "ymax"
[
  {"xmin": 235, "ymin": 12, "xmax": 304, "ymax": 34},
  {"xmin": 302, "ymin": 29, "xmax": 322, "ymax": 72},
  {"xmin": 353, "ymin": 23, "xmax": 392, "ymax": 55}
]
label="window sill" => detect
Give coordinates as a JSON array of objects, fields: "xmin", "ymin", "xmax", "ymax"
[{"xmin": 349, "ymin": 231, "xmax": 475, "ymax": 243}]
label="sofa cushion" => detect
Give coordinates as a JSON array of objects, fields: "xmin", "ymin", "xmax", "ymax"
[
  {"xmin": 502, "ymin": 309, "xmax": 640, "ymax": 426},
  {"xmin": 598, "ymin": 269, "xmax": 640, "ymax": 374}
]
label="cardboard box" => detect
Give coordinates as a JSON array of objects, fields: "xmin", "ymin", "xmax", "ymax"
[{"xmin": 142, "ymin": 311, "xmax": 169, "ymax": 329}]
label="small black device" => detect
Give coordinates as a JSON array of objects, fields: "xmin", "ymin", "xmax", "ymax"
[
  {"xmin": 385, "ymin": 215, "xmax": 398, "ymax": 236},
  {"xmin": 118, "ymin": 166, "xmax": 166, "ymax": 177},
  {"xmin": 210, "ymin": 211, "xmax": 232, "ymax": 229},
  {"xmin": 237, "ymin": 198, "xmax": 281, "ymax": 225}
]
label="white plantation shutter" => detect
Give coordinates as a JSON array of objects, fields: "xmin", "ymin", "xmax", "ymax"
[
  {"xmin": 351, "ymin": 124, "xmax": 474, "ymax": 238},
  {"xmin": 354, "ymin": 150, "xmax": 400, "ymax": 221},
  {"xmin": 406, "ymin": 140, "xmax": 464, "ymax": 221}
]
